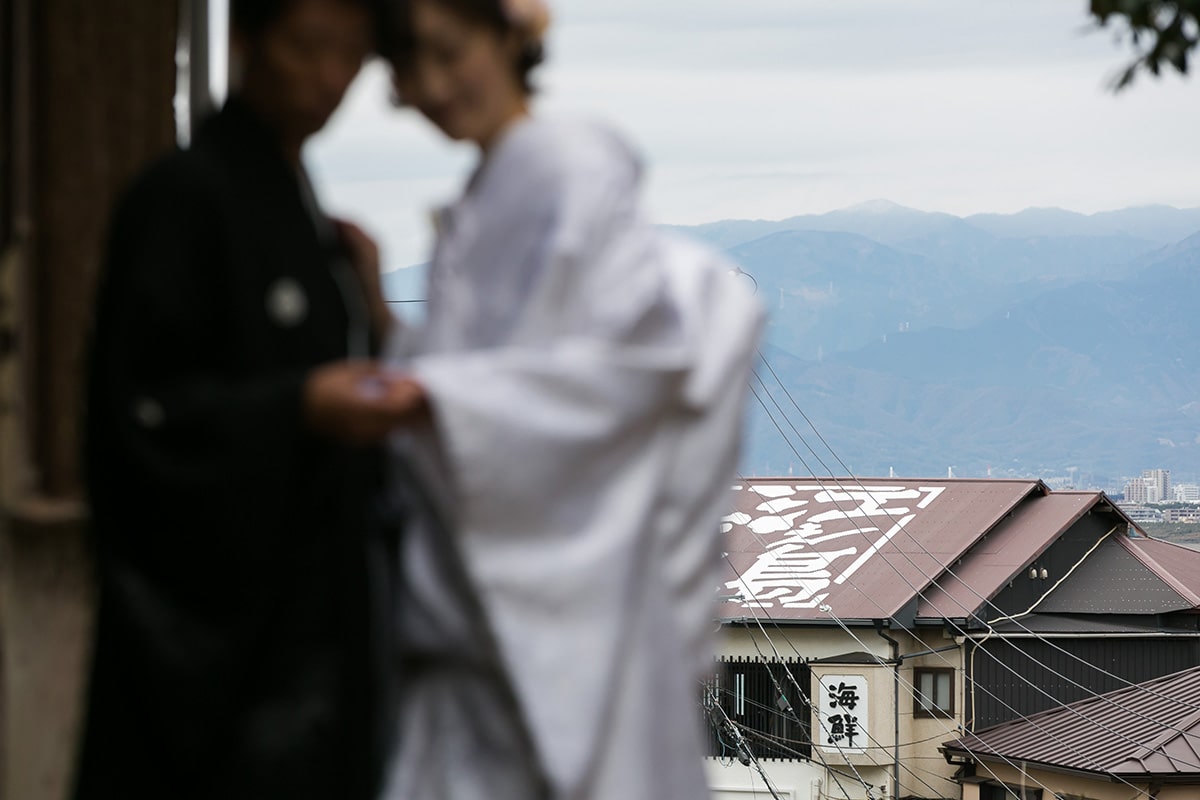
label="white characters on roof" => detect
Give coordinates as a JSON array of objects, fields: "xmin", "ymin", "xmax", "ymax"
[{"xmin": 723, "ymin": 484, "xmax": 945, "ymax": 610}]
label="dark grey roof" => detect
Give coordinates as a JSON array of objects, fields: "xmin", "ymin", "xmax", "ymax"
[
  {"xmin": 809, "ymin": 651, "xmax": 884, "ymax": 665},
  {"xmin": 943, "ymin": 665, "xmax": 1200, "ymax": 778},
  {"xmin": 1038, "ymin": 535, "xmax": 1200, "ymax": 615},
  {"xmin": 1127, "ymin": 537, "xmax": 1200, "ymax": 608}
]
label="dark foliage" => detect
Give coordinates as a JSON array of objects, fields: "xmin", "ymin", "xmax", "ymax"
[{"xmin": 1090, "ymin": 0, "xmax": 1200, "ymax": 88}]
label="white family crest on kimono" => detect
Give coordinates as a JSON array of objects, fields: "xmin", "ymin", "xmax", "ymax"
[{"xmin": 383, "ymin": 116, "xmax": 764, "ymax": 800}]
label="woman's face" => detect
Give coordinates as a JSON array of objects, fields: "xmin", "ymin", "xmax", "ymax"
[{"xmin": 392, "ymin": 0, "xmax": 528, "ymax": 149}]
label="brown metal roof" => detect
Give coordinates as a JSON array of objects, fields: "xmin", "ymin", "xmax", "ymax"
[
  {"xmin": 916, "ymin": 491, "xmax": 1100, "ymax": 621},
  {"xmin": 720, "ymin": 478, "xmax": 1043, "ymax": 622},
  {"xmin": 943, "ymin": 665, "xmax": 1200, "ymax": 778}
]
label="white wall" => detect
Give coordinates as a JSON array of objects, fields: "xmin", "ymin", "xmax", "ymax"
[{"xmin": 706, "ymin": 757, "xmax": 888, "ymax": 800}]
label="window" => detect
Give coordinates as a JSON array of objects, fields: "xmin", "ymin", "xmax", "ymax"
[
  {"xmin": 913, "ymin": 667, "xmax": 954, "ymax": 718},
  {"xmin": 704, "ymin": 657, "xmax": 811, "ymax": 761},
  {"xmin": 983, "ymin": 784, "xmax": 1041, "ymax": 800}
]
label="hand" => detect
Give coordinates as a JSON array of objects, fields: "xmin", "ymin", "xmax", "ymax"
[
  {"xmin": 382, "ymin": 375, "xmax": 430, "ymax": 425},
  {"xmin": 302, "ymin": 361, "xmax": 424, "ymax": 444},
  {"xmin": 333, "ymin": 218, "xmax": 394, "ymax": 337}
]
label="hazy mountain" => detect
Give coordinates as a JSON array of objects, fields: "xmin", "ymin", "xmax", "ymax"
[
  {"xmin": 383, "ymin": 264, "xmax": 427, "ymax": 323},
  {"xmin": 744, "ymin": 230, "xmax": 1200, "ymax": 480},
  {"xmin": 673, "ymin": 201, "xmax": 1167, "ymax": 287},
  {"xmin": 383, "ymin": 264, "xmax": 425, "ymax": 300},
  {"xmin": 966, "ymin": 205, "xmax": 1200, "ymax": 244},
  {"xmin": 726, "ymin": 229, "xmax": 988, "ymax": 358},
  {"xmin": 382, "ymin": 202, "xmax": 1200, "ymax": 481},
  {"xmin": 670, "ymin": 199, "xmax": 974, "ymax": 251},
  {"xmin": 963, "ymin": 207, "xmax": 1097, "ymax": 238}
]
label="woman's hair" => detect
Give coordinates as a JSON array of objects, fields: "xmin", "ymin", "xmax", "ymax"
[{"xmin": 378, "ymin": 0, "xmax": 545, "ymax": 94}]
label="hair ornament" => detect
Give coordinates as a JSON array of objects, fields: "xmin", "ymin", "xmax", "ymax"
[{"xmin": 501, "ymin": 0, "xmax": 551, "ymax": 39}]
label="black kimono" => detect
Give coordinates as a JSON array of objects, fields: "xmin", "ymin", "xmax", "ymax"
[{"xmin": 76, "ymin": 98, "xmax": 390, "ymax": 800}]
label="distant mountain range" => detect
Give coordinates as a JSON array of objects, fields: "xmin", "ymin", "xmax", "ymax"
[
  {"xmin": 385, "ymin": 201, "xmax": 1200, "ymax": 486},
  {"xmin": 670, "ymin": 202, "xmax": 1200, "ymax": 484}
]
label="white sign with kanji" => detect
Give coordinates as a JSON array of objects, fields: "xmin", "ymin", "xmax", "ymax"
[{"xmin": 817, "ymin": 673, "xmax": 869, "ymax": 755}]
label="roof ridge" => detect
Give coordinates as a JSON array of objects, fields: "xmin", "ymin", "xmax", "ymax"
[{"xmin": 1128, "ymin": 705, "xmax": 1200, "ymax": 762}]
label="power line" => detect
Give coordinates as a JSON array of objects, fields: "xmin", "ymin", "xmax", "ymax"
[
  {"xmin": 737, "ymin": 373, "xmax": 1200, "ymax": 787},
  {"xmin": 724, "ymin": 556, "xmax": 1097, "ymax": 800},
  {"xmin": 748, "ymin": 353, "xmax": 1200, "ymax": 719},
  {"xmin": 735, "ymin": 396, "xmax": 1200, "ymax": 779},
  {"xmin": 732, "ymin": 490, "xmax": 1197, "ymax": 793},
  {"xmin": 722, "ymin": 538, "xmax": 1033, "ymax": 799},
  {"xmin": 735, "ymin": 362, "xmax": 1196, "ymax": 792}
]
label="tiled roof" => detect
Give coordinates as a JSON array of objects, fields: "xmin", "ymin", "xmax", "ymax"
[
  {"xmin": 943, "ymin": 665, "xmax": 1200, "ymax": 778},
  {"xmin": 720, "ymin": 478, "xmax": 1044, "ymax": 623}
]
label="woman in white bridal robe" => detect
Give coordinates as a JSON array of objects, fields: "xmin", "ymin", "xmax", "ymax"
[{"xmin": 377, "ymin": 2, "xmax": 764, "ymax": 798}]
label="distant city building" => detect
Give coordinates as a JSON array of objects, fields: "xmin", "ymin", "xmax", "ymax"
[
  {"xmin": 1144, "ymin": 469, "xmax": 1172, "ymax": 505},
  {"xmin": 1162, "ymin": 507, "xmax": 1200, "ymax": 524},
  {"xmin": 1175, "ymin": 484, "xmax": 1200, "ymax": 503},
  {"xmin": 1118, "ymin": 504, "xmax": 1163, "ymax": 524},
  {"xmin": 1125, "ymin": 469, "xmax": 1174, "ymax": 505}
]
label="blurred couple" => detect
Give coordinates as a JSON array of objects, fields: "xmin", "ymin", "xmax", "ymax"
[{"xmin": 77, "ymin": 1, "xmax": 762, "ymax": 799}]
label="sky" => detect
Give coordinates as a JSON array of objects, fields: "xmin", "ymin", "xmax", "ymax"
[{"xmin": 212, "ymin": 1, "xmax": 1200, "ymax": 273}]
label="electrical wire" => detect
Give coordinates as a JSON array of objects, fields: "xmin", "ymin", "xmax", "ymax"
[
  {"xmin": 754, "ymin": 350, "xmax": 1200, "ymax": 712},
  {"xmin": 734, "ymin": 362, "xmax": 1195, "ymax": 796},
  {"xmin": 731, "ymin": 453, "xmax": 1200, "ymax": 791},
  {"xmin": 734, "ymin": 388, "xmax": 1200, "ymax": 782},
  {"xmin": 747, "ymin": 356, "xmax": 1200, "ymax": 723},
  {"xmin": 725, "ymin": 554, "xmax": 1091, "ymax": 800}
]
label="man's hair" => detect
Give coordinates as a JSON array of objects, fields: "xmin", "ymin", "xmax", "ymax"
[{"xmin": 231, "ymin": 0, "xmax": 380, "ymax": 39}]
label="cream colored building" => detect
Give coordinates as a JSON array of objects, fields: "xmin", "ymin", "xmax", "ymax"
[{"xmin": 709, "ymin": 478, "xmax": 1200, "ymax": 800}]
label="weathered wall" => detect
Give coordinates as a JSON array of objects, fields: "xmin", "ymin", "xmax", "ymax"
[
  {"xmin": 27, "ymin": 0, "xmax": 178, "ymax": 498},
  {"xmin": 0, "ymin": 2, "xmax": 177, "ymax": 799}
]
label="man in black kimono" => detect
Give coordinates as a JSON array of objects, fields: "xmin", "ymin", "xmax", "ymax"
[{"xmin": 74, "ymin": 1, "xmax": 408, "ymax": 798}]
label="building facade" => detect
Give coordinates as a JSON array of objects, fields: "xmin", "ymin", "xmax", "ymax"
[{"xmin": 710, "ymin": 478, "xmax": 1200, "ymax": 800}]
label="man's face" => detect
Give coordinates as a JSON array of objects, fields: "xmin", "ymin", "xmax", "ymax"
[{"xmin": 238, "ymin": 0, "xmax": 373, "ymax": 144}]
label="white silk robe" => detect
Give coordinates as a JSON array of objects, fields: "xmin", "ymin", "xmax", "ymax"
[{"xmin": 382, "ymin": 117, "xmax": 764, "ymax": 800}]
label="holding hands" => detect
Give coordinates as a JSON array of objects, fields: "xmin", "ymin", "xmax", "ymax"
[
  {"xmin": 303, "ymin": 361, "xmax": 428, "ymax": 445},
  {"xmin": 302, "ymin": 218, "xmax": 423, "ymax": 445}
]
